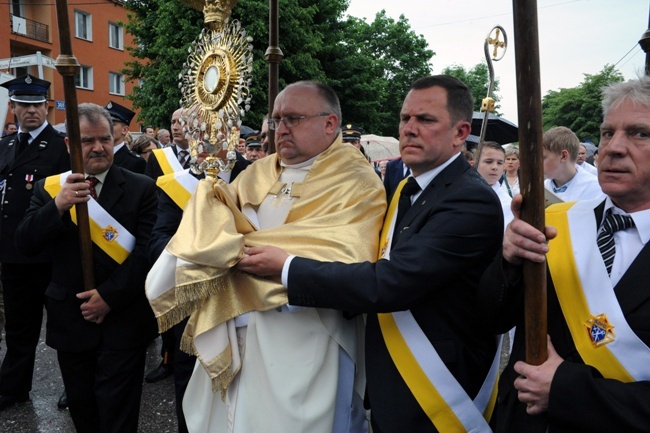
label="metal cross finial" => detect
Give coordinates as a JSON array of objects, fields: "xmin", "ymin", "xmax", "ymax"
[{"xmin": 487, "ymin": 27, "xmax": 507, "ymax": 60}]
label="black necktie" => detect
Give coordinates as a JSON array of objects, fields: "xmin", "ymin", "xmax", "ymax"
[
  {"xmin": 17, "ymin": 132, "xmax": 30, "ymax": 156},
  {"xmin": 395, "ymin": 177, "xmax": 420, "ymax": 228},
  {"xmin": 178, "ymin": 149, "xmax": 189, "ymax": 168},
  {"xmin": 597, "ymin": 210, "xmax": 635, "ymax": 276}
]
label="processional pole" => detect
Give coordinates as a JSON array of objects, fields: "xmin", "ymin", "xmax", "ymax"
[
  {"xmin": 512, "ymin": 0, "xmax": 547, "ymax": 365},
  {"xmin": 54, "ymin": 0, "xmax": 95, "ymax": 291},
  {"xmin": 479, "ymin": 26, "xmax": 507, "ymax": 145},
  {"xmin": 265, "ymin": 0, "xmax": 283, "ymax": 154}
]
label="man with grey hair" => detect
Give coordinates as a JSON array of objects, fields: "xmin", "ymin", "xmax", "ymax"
[
  {"xmin": 157, "ymin": 128, "xmax": 171, "ymax": 146},
  {"xmin": 480, "ymin": 75, "xmax": 650, "ymax": 431},
  {"xmin": 16, "ymin": 102, "xmax": 158, "ymax": 432},
  {"xmin": 147, "ymin": 81, "xmax": 386, "ymax": 432}
]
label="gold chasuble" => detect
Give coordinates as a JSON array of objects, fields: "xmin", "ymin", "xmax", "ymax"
[{"xmin": 147, "ymin": 136, "xmax": 386, "ymax": 393}]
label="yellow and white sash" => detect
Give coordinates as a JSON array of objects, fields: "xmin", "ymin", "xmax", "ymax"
[
  {"xmin": 156, "ymin": 169, "xmax": 199, "ymax": 211},
  {"xmin": 546, "ymin": 200, "xmax": 650, "ymax": 382},
  {"xmin": 152, "ymin": 147, "xmax": 184, "ymax": 175},
  {"xmin": 44, "ymin": 171, "xmax": 135, "ymax": 264},
  {"xmin": 378, "ymin": 177, "xmax": 499, "ymax": 432}
]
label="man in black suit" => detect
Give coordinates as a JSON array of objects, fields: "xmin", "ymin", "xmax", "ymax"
[
  {"xmin": 15, "ymin": 103, "xmax": 158, "ymax": 432},
  {"xmin": 238, "ymin": 75, "xmax": 504, "ymax": 432},
  {"xmin": 0, "ymin": 75, "xmax": 70, "ymax": 410},
  {"xmin": 383, "ymin": 157, "xmax": 409, "ymax": 202},
  {"xmin": 104, "ymin": 101, "xmax": 146, "ymax": 174},
  {"xmin": 479, "ymin": 77, "xmax": 650, "ymax": 432},
  {"xmin": 145, "ymin": 108, "xmax": 191, "ymax": 179}
]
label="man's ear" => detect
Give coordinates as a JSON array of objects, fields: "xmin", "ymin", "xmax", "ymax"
[{"xmin": 64, "ymin": 137, "xmax": 71, "ymax": 154}]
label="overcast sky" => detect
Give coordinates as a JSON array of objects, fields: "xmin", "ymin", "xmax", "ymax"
[{"xmin": 347, "ymin": 0, "xmax": 649, "ymax": 125}]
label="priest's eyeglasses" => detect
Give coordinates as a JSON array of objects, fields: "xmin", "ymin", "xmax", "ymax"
[{"xmin": 268, "ymin": 112, "xmax": 330, "ymax": 130}]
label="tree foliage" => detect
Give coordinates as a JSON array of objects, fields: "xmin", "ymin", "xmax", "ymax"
[
  {"xmin": 123, "ymin": 0, "xmax": 433, "ymax": 136},
  {"xmin": 442, "ymin": 63, "xmax": 501, "ymax": 115},
  {"xmin": 542, "ymin": 65, "xmax": 624, "ymax": 144}
]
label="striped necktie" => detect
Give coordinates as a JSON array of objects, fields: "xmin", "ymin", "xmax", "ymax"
[
  {"xmin": 597, "ymin": 210, "xmax": 635, "ymax": 276},
  {"xmin": 178, "ymin": 149, "xmax": 189, "ymax": 168}
]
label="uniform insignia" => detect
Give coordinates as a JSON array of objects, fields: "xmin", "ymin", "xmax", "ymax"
[
  {"xmin": 25, "ymin": 75, "xmax": 33, "ymax": 84},
  {"xmin": 585, "ymin": 313, "xmax": 615, "ymax": 347},
  {"xmin": 39, "ymin": 141, "xmax": 47, "ymax": 149},
  {"xmin": 102, "ymin": 226, "xmax": 119, "ymax": 243},
  {"xmin": 107, "ymin": 102, "xmax": 113, "ymax": 109}
]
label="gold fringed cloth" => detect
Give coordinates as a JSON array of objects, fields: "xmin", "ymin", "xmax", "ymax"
[{"xmin": 146, "ymin": 137, "xmax": 387, "ymax": 393}]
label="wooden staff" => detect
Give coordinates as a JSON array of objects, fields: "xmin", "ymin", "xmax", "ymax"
[
  {"xmin": 512, "ymin": 0, "xmax": 547, "ymax": 364},
  {"xmin": 265, "ymin": 0, "xmax": 282, "ymax": 154},
  {"xmin": 54, "ymin": 0, "xmax": 95, "ymax": 291}
]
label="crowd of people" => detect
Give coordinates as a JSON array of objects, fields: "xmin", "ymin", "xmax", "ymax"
[{"xmin": 0, "ymin": 70, "xmax": 648, "ymax": 433}]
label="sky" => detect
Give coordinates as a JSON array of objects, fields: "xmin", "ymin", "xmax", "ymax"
[{"xmin": 346, "ymin": 0, "xmax": 649, "ymax": 125}]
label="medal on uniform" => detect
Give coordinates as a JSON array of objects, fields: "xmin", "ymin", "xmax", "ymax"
[
  {"xmin": 585, "ymin": 313, "xmax": 615, "ymax": 347},
  {"xmin": 25, "ymin": 174, "xmax": 33, "ymax": 190}
]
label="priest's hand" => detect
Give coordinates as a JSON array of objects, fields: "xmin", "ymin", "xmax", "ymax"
[
  {"xmin": 237, "ymin": 245, "xmax": 288, "ymax": 277},
  {"xmin": 503, "ymin": 194, "xmax": 558, "ymax": 265},
  {"xmin": 77, "ymin": 289, "xmax": 111, "ymax": 324},
  {"xmin": 513, "ymin": 336, "xmax": 564, "ymax": 415}
]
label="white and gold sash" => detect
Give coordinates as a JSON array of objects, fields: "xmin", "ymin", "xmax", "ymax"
[
  {"xmin": 44, "ymin": 171, "xmax": 135, "ymax": 264},
  {"xmin": 152, "ymin": 147, "xmax": 184, "ymax": 175},
  {"xmin": 378, "ymin": 177, "xmax": 499, "ymax": 432},
  {"xmin": 156, "ymin": 169, "xmax": 199, "ymax": 211},
  {"xmin": 546, "ymin": 200, "xmax": 650, "ymax": 382}
]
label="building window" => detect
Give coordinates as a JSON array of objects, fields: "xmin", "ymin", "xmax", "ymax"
[
  {"xmin": 75, "ymin": 66, "xmax": 93, "ymax": 90},
  {"xmin": 109, "ymin": 23, "xmax": 123, "ymax": 50},
  {"xmin": 74, "ymin": 11, "xmax": 92, "ymax": 41},
  {"xmin": 109, "ymin": 72, "xmax": 124, "ymax": 96}
]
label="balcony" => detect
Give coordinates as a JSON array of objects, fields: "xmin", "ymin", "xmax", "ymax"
[{"xmin": 10, "ymin": 15, "xmax": 49, "ymax": 43}]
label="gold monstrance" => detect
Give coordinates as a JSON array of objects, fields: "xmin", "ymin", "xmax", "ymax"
[{"xmin": 178, "ymin": 0, "xmax": 253, "ymax": 177}]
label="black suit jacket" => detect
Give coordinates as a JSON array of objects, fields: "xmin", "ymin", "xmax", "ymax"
[
  {"xmin": 383, "ymin": 157, "xmax": 407, "ymax": 203},
  {"xmin": 481, "ymin": 201, "xmax": 650, "ymax": 433},
  {"xmin": 113, "ymin": 144, "xmax": 146, "ymax": 174},
  {"xmin": 288, "ymin": 155, "xmax": 504, "ymax": 432},
  {"xmin": 15, "ymin": 165, "xmax": 158, "ymax": 352},
  {"xmin": 145, "ymin": 145, "xmax": 186, "ymax": 180},
  {"xmin": 0, "ymin": 124, "xmax": 70, "ymax": 263},
  {"xmin": 147, "ymin": 154, "xmax": 251, "ymax": 263}
]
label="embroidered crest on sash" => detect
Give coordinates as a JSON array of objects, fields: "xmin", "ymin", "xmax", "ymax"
[
  {"xmin": 102, "ymin": 226, "xmax": 119, "ymax": 243},
  {"xmin": 585, "ymin": 313, "xmax": 615, "ymax": 347}
]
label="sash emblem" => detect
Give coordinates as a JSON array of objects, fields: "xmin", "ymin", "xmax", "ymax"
[
  {"xmin": 585, "ymin": 313, "xmax": 615, "ymax": 347},
  {"xmin": 102, "ymin": 226, "xmax": 119, "ymax": 243}
]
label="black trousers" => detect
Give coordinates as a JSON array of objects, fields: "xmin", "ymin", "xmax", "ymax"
[
  {"xmin": 0, "ymin": 262, "xmax": 50, "ymax": 396},
  {"xmin": 173, "ymin": 318, "xmax": 196, "ymax": 433},
  {"xmin": 58, "ymin": 345, "xmax": 147, "ymax": 433}
]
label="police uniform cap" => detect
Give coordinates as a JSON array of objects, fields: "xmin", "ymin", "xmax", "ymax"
[
  {"xmin": 342, "ymin": 124, "xmax": 364, "ymax": 142},
  {"xmin": 0, "ymin": 74, "xmax": 50, "ymax": 103},
  {"xmin": 105, "ymin": 101, "xmax": 135, "ymax": 125},
  {"xmin": 244, "ymin": 132, "xmax": 262, "ymax": 148}
]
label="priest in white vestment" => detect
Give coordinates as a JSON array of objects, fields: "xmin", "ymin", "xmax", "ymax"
[{"xmin": 146, "ymin": 81, "xmax": 386, "ymax": 433}]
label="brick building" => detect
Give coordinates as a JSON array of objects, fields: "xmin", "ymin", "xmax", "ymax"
[{"xmin": 1, "ymin": 0, "xmax": 139, "ymax": 128}]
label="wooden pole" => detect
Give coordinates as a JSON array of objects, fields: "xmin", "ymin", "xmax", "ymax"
[
  {"xmin": 54, "ymin": 0, "xmax": 95, "ymax": 291},
  {"xmin": 512, "ymin": 0, "xmax": 547, "ymax": 365},
  {"xmin": 265, "ymin": 0, "xmax": 282, "ymax": 154}
]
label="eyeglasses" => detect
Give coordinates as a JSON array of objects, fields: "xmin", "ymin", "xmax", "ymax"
[{"xmin": 268, "ymin": 112, "xmax": 330, "ymax": 130}]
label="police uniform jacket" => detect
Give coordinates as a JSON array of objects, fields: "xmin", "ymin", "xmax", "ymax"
[
  {"xmin": 113, "ymin": 144, "xmax": 146, "ymax": 174},
  {"xmin": 0, "ymin": 124, "xmax": 70, "ymax": 263},
  {"xmin": 15, "ymin": 165, "xmax": 158, "ymax": 352}
]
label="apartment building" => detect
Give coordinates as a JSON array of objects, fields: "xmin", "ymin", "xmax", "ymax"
[{"xmin": 1, "ymin": 0, "xmax": 139, "ymax": 128}]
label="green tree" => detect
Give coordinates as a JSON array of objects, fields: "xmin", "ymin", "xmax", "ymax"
[
  {"xmin": 123, "ymin": 1, "xmax": 433, "ymax": 136},
  {"xmin": 542, "ymin": 65, "xmax": 624, "ymax": 144},
  {"xmin": 442, "ymin": 63, "xmax": 501, "ymax": 115}
]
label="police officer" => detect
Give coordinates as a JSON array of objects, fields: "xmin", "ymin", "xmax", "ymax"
[
  {"xmin": 343, "ymin": 123, "xmax": 381, "ymax": 177},
  {"xmin": 104, "ymin": 101, "xmax": 146, "ymax": 174},
  {"xmin": 0, "ymin": 74, "xmax": 70, "ymax": 410},
  {"xmin": 244, "ymin": 133, "xmax": 266, "ymax": 162}
]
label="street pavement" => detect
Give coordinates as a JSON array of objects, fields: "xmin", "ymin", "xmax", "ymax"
[{"xmin": 0, "ymin": 309, "xmax": 179, "ymax": 432}]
